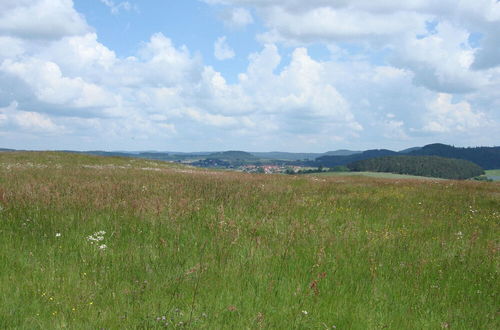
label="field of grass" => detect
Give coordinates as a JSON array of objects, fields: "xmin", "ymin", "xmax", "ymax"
[
  {"xmin": 310, "ymin": 171, "xmax": 443, "ymax": 180},
  {"xmin": 0, "ymin": 152, "xmax": 498, "ymax": 329},
  {"xmin": 486, "ymin": 169, "xmax": 500, "ymax": 181}
]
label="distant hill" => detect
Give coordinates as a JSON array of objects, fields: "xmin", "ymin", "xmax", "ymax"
[
  {"xmin": 408, "ymin": 143, "xmax": 500, "ymax": 170},
  {"xmin": 399, "ymin": 147, "xmax": 422, "ymax": 154},
  {"xmin": 248, "ymin": 150, "xmax": 360, "ymax": 160},
  {"xmin": 314, "ymin": 143, "xmax": 500, "ymax": 170},
  {"xmin": 206, "ymin": 150, "xmax": 257, "ymax": 160},
  {"xmin": 348, "ymin": 155, "xmax": 485, "ymax": 180},
  {"xmin": 324, "ymin": 149, "xmax": 362, "ymax": 156},
  {"xmin": 315, "ymin": 149, "xmax": 398, "ymax": 167},
  {"xmin": 250, "ymin": 152, "xmax": 322, "ymax": 161}
]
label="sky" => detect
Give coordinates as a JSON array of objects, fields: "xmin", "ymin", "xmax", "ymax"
[{"xmin": 0, "ymin": 0, "xmax": 499, "ymax": 152}]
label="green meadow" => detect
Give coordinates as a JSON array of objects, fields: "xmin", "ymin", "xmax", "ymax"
[
  {"xmin": 0, "ymin": 152, "xmax": 498, "ymax": 329},
  {"xmin": 485, "ymin": 169, "xmax": 500, "ymax": 181},
  {"xmin": 310, "ymin": 171, "xmax": 443, "ymax": 180}
]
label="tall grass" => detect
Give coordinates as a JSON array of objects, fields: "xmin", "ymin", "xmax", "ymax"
[{"xmin": 0, "ymin": 152, "xmax": 498, "ymax": 328}]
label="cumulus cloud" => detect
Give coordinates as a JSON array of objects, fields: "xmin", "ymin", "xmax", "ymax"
[
  {"xmin": 472, "ymin": 32, "xmax": 500, "ymax": 70},
  {"xmin": 392, "ymin": 22, "xmax": 485, "ymax": 93},
  {"xmin": 1, "ymin": 58, "xmax": 116, "ymax": 111},
  {"xmin": 0, "ymin": 0, "xmax": 89, "ymax": 40},
  {"xmin": 1, "ymin": 0, "xmax": 499, "ymax": 150},
  {"xmin": 422, "ymin": 94, "xmax": 486, "ymax": 133},
  {"xmin": 208, "ymin": 0, "xmax": 500, "ymax": 94},
  {"xmin": 221, "ymin": 7, "xmax": 254, "ymax": 28},
  {"xmin": 214, "ymin": 36, "xmax": 235, "ymax": 60},
  {"xmin": 0, "ymin": 102, "xmax": 64, "ymax": 134}
]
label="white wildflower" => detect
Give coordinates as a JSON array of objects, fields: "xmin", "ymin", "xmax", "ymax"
[
  {"xmin": 98, "ymin": 244, "xmax": 107, "ymax": 250},
  {"xmin": 87, "ymin": 231, "xmax": 107, "ymax": 247},
  {"xmin": 302, "ymin": 310, "xmax": 308, "ymax": 315},
  {"xmin": 55, "ymin": 233, "xmax": 61, "ymax": 237}
]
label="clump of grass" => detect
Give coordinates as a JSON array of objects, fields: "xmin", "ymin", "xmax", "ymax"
[{"xmin": 0, "ymin": 152, "xmax": 498, "ymax": 328}]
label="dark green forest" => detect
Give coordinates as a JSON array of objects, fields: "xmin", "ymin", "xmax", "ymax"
[
  {"xmin": 409, "ymin": 143, "xmax": 500, "ymax": 169},
  {"xmin": 315, "ymin": 144, "xmax": 500, "ymax": 169},
  {"xmin": 347, "ymin": 155, "xmax": 485, "ymax": 179}
]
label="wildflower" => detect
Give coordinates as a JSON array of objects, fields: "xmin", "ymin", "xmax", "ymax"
[
  {"xmin": 456, "ymin": 231, "xmax": 463, "ymax": 239},
  {"xmin": 55, "ymin": 233, "xmax": 61, "ymax": 237},
  {"xmin": 87, "ymin": 231, "xmax": 107, "ymax": 247},
  {"xmin": 302, "ymin": 310, "xmax": 308, "ymax": 315}
]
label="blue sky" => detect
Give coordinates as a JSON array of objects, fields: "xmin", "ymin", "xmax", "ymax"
[{"xmin": 0, "ymin": 0, "xmax": 499, "ymax": 152}]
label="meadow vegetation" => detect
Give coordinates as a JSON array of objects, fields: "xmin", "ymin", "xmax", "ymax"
[{"xmin": 0, "ymin": 152, "xmax": 498, "ymax": 329}]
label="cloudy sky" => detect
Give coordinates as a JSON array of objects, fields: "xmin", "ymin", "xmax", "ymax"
[{"xmin": 0, "ymin": 0, "xmax": 499, "ymax": 152}]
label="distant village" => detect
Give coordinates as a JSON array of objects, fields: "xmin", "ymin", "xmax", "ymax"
[{"xmin": 185, "ymin": 158, "xmax": 307, "ymax": 174}]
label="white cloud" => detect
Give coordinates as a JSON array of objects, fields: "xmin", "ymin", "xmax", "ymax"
[
  {"xmin": 209, "ymin": 0, "xmax": 500, "ymax": 94},
  {"xmin": 1, "ymin": 58, "xmax": 116, "ymax": 110},
  {"xmin": 221, "ymin": 7, "xmax": 254, "ymax": 28},
  {"xmin": 0, "ymin": 0, "xmax": 89, "ymax": 40},
  {"xmin": 1, "ymin": 0, "xmax": 499, "ymax": 151},
  {"xmin": 258, "ymin": 6, "xmax": 427, "ymax": 43},
  {"xmin": 99, "ymin": 0, "xmax": 137, "ymax": 15},
  {"xmin": 392, "ymin": 21, "xmax": 485, "ymax": 93},
  {"xmin": 185, "ymin": 107, "xmax": 240, "ymax": 127},
  {"xmin": 40, "ymin": 33, "xmax": 117, "ymax": 79},
  {"xmin": 214, "ymin": 36, "xmax": 235, "ymax": 60},
  {"xmin": 472, "ymin": 32, "xmax": 500, "ymax": 70},
  {"xmin": 0, "ymin": 36, "xmax": 25, "ymax": 59},
  {"xmin": 0, "ymin": 102, "xmax": 63, "ymax": 133},
  {"xmin": 382, "ymin": 119, "xmax": 408, "ymax": 139},
  {"xmin": 134, "ymin": 33, "xmax": 202, "ymax": 87},
  {"xmin": 422, "ymin": 93, "xmax": 486, "ymax": 133}
]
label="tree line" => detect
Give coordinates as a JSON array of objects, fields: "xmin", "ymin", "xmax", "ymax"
[{"xmin": 347, "ymin": 155, "xmax": 485, "ymax": 179}]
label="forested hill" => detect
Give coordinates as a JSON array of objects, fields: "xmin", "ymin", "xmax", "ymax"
[
  {"xmin": 408, "ymin": 144, "xmax": 500, "ymax": 169},
  {"xmin": 314, "ymin": 143, "xmax": 500, "ymax": 169},
  {"xmin": 348, "ymin": 155, "xmax": 485, "ymax": 180},
  {"xmin": 314, "ymin": 149, "xmax": 398, "ymax": 167}
]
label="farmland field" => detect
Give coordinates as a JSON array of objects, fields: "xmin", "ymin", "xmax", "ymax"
[{"xmin": 0, "ymin": 152, "xmax": 499, "ymax": 329}]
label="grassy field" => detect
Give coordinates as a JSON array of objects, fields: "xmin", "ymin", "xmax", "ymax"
[
  {"xmin": 486, "ymin": 169, "xmax": 500, "ymax": 181},
  {"xmin": 310, "ymin": 171, "xmax": 443, "ymax": 180},
  {"xmin": 0, "ymin": 152, "xmax": 498, "ymax": 329}
]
